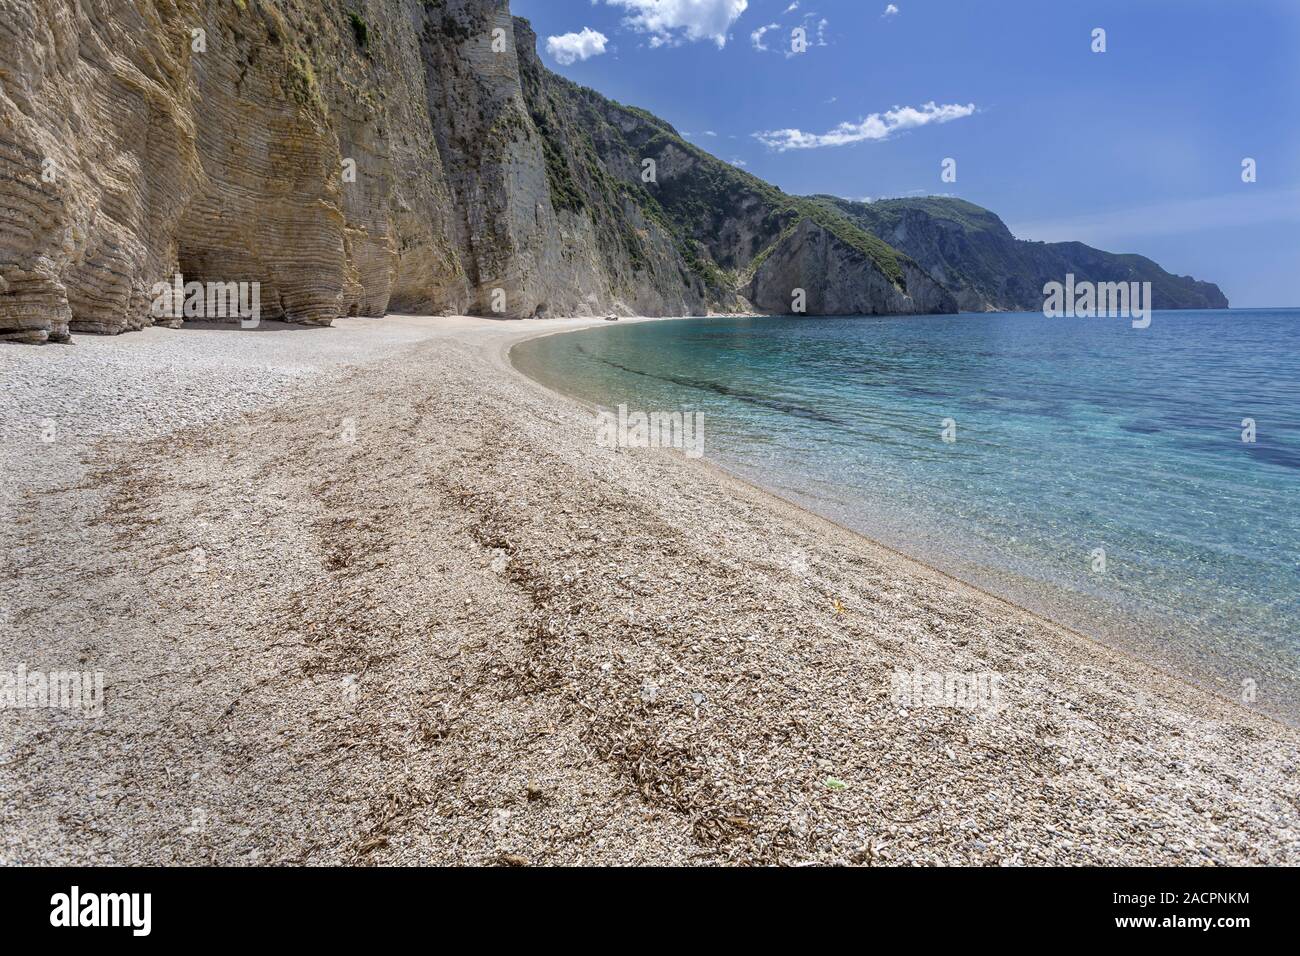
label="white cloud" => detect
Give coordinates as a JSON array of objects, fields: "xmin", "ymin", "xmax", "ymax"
[
  {"xmin": 546, "ymin": 28, "xmax": 610, "ymax": 66},
  {"xmin": 785, "ymin": 2, "xmax": 800, "ymax": 12},
  {"xmin": 750, "ymin": 22, "xmax": 779, "ymax": 51},
  {"xmin": 603, "ymin": 0, "xmax": 749, "ymax": 49},
  {"xmin": 754, "ymin": 101, "xmax": 976, "ymax": 151},
  {"xmin": 883, "ymin": 4, "xmax": 900, "ymax": 17}
]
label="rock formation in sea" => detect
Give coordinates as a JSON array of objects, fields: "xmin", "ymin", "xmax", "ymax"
[{"xmin": 0, "ymin": 0, "xmax": 1226, "ymax": 343}]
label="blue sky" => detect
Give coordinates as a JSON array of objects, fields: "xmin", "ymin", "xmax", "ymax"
[{"xmin": 513, "ymin": 0, "xmax": 1300, "ymax": 307}]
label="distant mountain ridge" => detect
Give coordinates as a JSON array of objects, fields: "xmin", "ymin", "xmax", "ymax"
[{"xmin": 810, "ymin": 196, "xmax": 1230, "ymax": 312}]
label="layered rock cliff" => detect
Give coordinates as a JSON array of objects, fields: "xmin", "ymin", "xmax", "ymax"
[
  {"xmin": 0, "ymin": 0, "xmax": 1224, "ymax": 344},
  {"xmin": 1, "ymin": 0, "xmax": 468, "ymax": 341},
  {"xmin": 812, "ymin": 196, "xmax": 1230, "ymax": 312},
  {"xmin": 0, "ymin": 0, "xmax": 961, "ymax": 342}
]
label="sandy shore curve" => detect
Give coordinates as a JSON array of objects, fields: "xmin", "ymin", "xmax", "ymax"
[{"xmin": 1, "ymin": 314, "xmax": 1296, "ymax": 865}]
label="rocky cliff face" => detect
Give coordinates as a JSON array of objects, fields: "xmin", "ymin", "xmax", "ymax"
[
  {"xmin": 0, "ymin": 0, "xmax": 953, "ymax": 342},
  {"xmin": 814, "ymin": 196, "xmax": 1230, "ymax": 312},
  {"xmin": 746, "ymin": 220, "xmax": 956, "ymax": 315},
  {"xmin": 540, "ymin": 72, "xmax": 955, "ymax": 317},
  {"xmin": 0, "ymin": 0, "xmax": 473, "ymax": 342},
  {"xmin": 0, "ymin": 1, "xmax": 1224, "ymax": 344}
]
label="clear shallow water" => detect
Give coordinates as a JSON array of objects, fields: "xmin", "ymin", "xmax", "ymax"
[{"xmin": 513, "ymin": 310, "xmax": 1300, "ymax": 722}]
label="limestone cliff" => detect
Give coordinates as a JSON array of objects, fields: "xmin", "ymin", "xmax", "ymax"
[
  {"xmin": 746, "ymin": 219, "xmax": 955, "ymax": 315},
  {"xmin": 0, "ymin": 0, "xmax": 1224, "ymax": 344},
  {"xmin": 534, "ymin": 65, "xmax": 960, "ymax": 317},
  {"xmin": 1, "ymin": 0, "xmax": 472, "ymax": 341},
  {"xmin": 0, "ymin": 0, "xmax": 958, "ymax": 342}
]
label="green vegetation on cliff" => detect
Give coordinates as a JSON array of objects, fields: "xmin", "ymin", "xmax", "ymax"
[
  {"xmin": 813, "ymin": 195, "xmax": 1229, "ymax": 311},
  {"xmin": 511, "ymin": 14, "xmax": 1224, "ymax": 316},
  {"xmin": 526, "ymin": 63, "xmax": 913, "ymax": 301}
]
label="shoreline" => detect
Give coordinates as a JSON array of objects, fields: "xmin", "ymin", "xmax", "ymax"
[
  {"xmin": 504, "ymin": 318, "xmax": 1297, "ymax": 731},
  {"xmin": 3, "ymin": 314, "xmax": 1297, "ymax": 865}
]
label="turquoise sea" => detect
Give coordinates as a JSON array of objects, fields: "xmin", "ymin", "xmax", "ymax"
[{"xmin": 512, "ymin": 310, "xmax": 1300, "ymax": 723}]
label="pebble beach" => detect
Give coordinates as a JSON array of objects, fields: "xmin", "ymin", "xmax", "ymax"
[{"xmin": 1, "ymin": 315, "xmax": 1297, "ymax": 865}]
